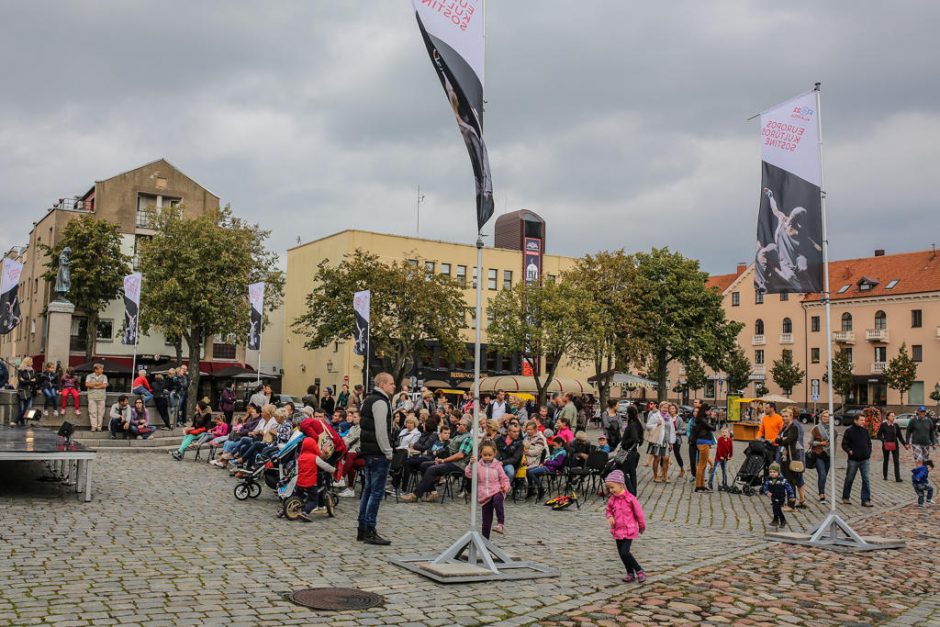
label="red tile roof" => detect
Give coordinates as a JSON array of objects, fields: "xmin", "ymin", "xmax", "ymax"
[
  {"xmin": 801, "ymin": 250, "xmax": 940, "ymax": 302},
  {"xmin": 707, "ymin": 272, "xmax": 739, "ymax": 293}
]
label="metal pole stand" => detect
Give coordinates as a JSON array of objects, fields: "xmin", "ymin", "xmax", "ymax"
[
  {"xmin": 767, "ymin": 511, "xmax": 904, "ymax": 552},
  {"xmin": 390, "ymin": 235, "xmax": 557, "ymax": 583}
]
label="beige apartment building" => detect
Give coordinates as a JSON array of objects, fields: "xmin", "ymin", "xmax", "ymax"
[
  {"xmin": 678, "ymin": 249, "xmax": 940, "ymax": 412},
  {"xmin": 1, "ymin": 159, "xmax": 251, "ymax": 381},
  {"xmin": 281, "ymin": 217, "xmax": 592, "ymax": 397}
]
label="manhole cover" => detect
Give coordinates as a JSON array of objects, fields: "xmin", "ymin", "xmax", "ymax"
[{"xmin": 288, "ymin": 587, "xmax": 384, "ymax": 611}]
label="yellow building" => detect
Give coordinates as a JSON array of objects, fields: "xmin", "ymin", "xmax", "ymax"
[{"xmin": 281, "ymin": 226, "xmax": 591, "ymax": 397}]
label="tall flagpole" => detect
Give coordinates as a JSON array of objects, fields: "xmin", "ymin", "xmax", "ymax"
[
  {"xmin": 256, "ymin": 320, "xmax": 263, "ymax": 387},
  {"xmin": 129, "ymin": 308, "xmax": 140, "ymax": 393},
  {"xmin": 806, "ymin": 82, "xmax": 877, "ymax": 548}
]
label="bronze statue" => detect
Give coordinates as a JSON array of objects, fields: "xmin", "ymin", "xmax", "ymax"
[{"xmin": 54, "ymin": 246, "xmax": 71, "ymax": 300}]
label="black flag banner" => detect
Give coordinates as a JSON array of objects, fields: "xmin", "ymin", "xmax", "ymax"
[
  {"xmin": 122, "ymin": 272, "xmax": 142, "ymax": 345},
  {"xmin": 412, "ymin": 0, "xmax": 494, "ymax": 230},
  {"xmin": 755, "ymin": 90, "xmax": 823, "ymax": 295},
  {"xmin": 353, "ymin": 290, "xmax": 370, "ymax": 357},
  {"xmin": 0, "ymin": 258, "xmax": 23, "ymax": 335},
  {"xmin": 248, "ymin": 282, "xmax": 265, "ymax": 351}
]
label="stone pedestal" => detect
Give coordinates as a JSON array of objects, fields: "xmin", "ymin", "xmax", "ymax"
[{"xmin": 45, "ymin": 299, "xmax": 75, "ymax": 370}]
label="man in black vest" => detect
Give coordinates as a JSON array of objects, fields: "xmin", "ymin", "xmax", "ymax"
[{"xmin": 357, "ymin": 372, "xmax": 396, "ymax": 545}]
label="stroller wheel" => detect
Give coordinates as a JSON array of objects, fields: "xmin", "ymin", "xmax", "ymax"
[
  {"xmin": 247, "ymin": 481, "xmax": 262, "ymax": 499},
  {"xmin": 234, "ymin": 483, "xmax": 251, "ymax": 501},
  {"xmin": 283, "ymin": 496, "xmax": 304, "ymax": 520},
  {"xmin": 325, "ymin": 492, "xmax": 336, "ymax": 517},
  {"xmin": 743, "ymin": 486, "xmax": 753, "ymax": 496}
]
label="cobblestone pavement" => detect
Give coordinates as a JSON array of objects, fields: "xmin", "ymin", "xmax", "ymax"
[
  {"xmin": 541, "ymin": 503, "xmax": 940, "ymax": 627},
  {"xmin": 0, "ymin": 438, "xmax": 932, "ymax": 626}
]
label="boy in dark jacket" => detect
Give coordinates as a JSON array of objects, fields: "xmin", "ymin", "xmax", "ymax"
[
  {"xmin": 761, "ymin": 462, "xmax": 794, "ymax": 528},
  {"xmin": 912, "ymin": 459, "xmax": 935, "ymax": 507}
]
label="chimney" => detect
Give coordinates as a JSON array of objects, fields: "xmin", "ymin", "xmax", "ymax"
[
  {"xmin": 736, "ymin": 262, "xmax": 747, "ymax": 276},
  {"xmin": 874, "ymin": 249, "xmax": 885, "ymax": 257}
]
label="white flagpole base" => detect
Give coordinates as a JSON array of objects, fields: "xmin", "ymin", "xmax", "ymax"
[{"xmin": 766, "ymin": 512, "xmax": 905, "ymax": 552}]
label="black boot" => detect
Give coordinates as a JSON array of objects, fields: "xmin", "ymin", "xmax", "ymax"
[
  {"xmin": 357, "ymin": 526, "xmax": 366, "ymax": 542},
  {"xmin": 364, "ymin": 528, "xmax": 391, "ymax": 546}
]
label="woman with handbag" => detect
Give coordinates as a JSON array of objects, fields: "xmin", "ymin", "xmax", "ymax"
[
  {"xmin": 876, "ymin": 411, "xmax": 907, "ymax": 482},
  {"xmin": 776, "ymin": 406, "xmax": 807, "ymax": 509},
  {"xmin": 614, "ymin": 405, "xmax": 645, "ymax": 495},
  {"xmin": 809, "ymin": 410, "xmax": 832, "ymax": 502}
]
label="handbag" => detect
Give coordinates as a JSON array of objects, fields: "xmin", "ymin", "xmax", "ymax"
[
  {"xmin": 883, "ymin": 441, "xmax": 897, "ymax": 452},
  {"xmin": 789, "ymin": 459, "xmax": 805, "ymax": 473}
]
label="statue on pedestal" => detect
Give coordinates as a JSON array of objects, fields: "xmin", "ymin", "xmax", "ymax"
[{"xmin": 54, "ymin": 247, "xmax": 72, "ymax": 301}]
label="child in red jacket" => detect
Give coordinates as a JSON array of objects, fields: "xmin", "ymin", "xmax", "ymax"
[
  {"xmin": 292, "ymin": 436, "xmax": 323, "ymax": 522},
  {"xmin": 605, "ymin": 469, "xmax": 646, "ymax": 583},
  {"xmin": 708, "ymin": 427, "xmax": 734, "ymax": 491}
]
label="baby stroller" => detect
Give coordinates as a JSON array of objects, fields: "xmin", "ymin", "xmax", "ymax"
[
  {"xmin": 728, "ymin": 440, "xmax": 774, "ymax": 496},
  {"xmin": 262, "ymin": 430, "xmax": 306, "ymax": 490},
  {"xmin": 280, "ymin": 429, "xmax": 340, "ymax": 520},
  {"xmin": 233, "ymin": 464, "xmax": 265, "ymax": 501}
]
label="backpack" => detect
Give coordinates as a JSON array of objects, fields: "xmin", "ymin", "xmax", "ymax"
[{"xmin": 606, "ymin": 417, "xmax": 622, "ymax": 450}]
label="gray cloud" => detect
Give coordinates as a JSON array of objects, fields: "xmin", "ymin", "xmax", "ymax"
[{"xmin": 1, "ymin": 1, "xmax": 937, "ymax": 274}]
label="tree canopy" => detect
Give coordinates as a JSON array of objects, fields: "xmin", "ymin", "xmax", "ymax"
[
  {"xmin": 565, "ymin": 250, "xmax": 639, "ymax": 407},
  {"xmin": 884, "ymin": 342, "xmax": 918, "ymax": 405},
  {"xmin": 139, "ymin": 205, "xmax": 283, "ymax": 413},
  {"xmin": 40, "ymin": 214, "xmax": 131, "ymax": 360},
  {"xmin": 723, "ymin": 347, "xmax": 753, "ymax": 395},
  {"xmin": 487, "ymin": 279, "xmax": 588, "ymax": 405},
  {"xmin": 770, "ymin": 350, "xmax": 805, "ymax": 396},
  {"xmin": 626, "ymin": 248, "xmax": 743, "ymax": 401},
  {"xmin": 292, "ymin": 249, "xmax": 467, "ymax": 388},
  {"xmin": 823, "ymin": 348, "xmax": 854, "ymax": 406}
]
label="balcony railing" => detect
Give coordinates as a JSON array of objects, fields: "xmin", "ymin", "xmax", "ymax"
[
  {"xmin": 871, "ymin": 361, "xmax": 886, "ymax": 374},
  {"xmin": 752, "ymin": 334, "xmax": 766, "ymax": 346},
  {"xmin": 935, "ymin": 326, "xmax": 940, "ymax": 340},
  {"xmin": 833, "ymin": 330, "xmax": 855, "ymax": 344},
  {"xmin": 51, "ymin": 197, "xmax": 92, "ymax": 212},
  {"xmin": 865, "ymin": 329, "xmax": 889, "ymax": 342},
  {"xmin": 750, "ymin": 365, "xmax": 766, "ymax": 379},
  {"xmin": 779, "ymin": 333, "xmax": 794, "ymax": 345}
]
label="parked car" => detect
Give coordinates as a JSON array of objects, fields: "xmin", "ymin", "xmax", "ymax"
[
  {"xmin": 616, "ymin": 400, "xmax": 635, "ymax": 416},
  {"xmin": 796, "ymin": 408, "xmax": 816, "ymax": 424},
  {"xmin": 272, "ymin": 393, "xmax": 302, "ymax": 409},
  {"xmin": 833, "ymin": 408, "xmax": 865, "ymax": 426},
  {"xmin": 893, "ymin": 412, "xmax": 916, "ymax": 429},
  {"xmin": 678, "ymin": 405, "xmax": 694, "ymax": 419}
]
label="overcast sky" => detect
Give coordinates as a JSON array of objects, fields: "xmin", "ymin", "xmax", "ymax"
[{"xmin": 2, "ymin": 1, "xmax": 938, "ymax": 274}]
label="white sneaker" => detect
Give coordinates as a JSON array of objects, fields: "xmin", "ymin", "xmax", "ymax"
[
  {"xmin": 43, "ymin": 410, "xmax": 48, "ymax": 416},
  {"xmin": 334, "ymin": 478, "xmax": 347, "ymax": 489},
  {"xmin": 927, "ymin": 500, "xmax": 935, "ymax": 506},
  {"xmin": 74, "ymin": 409, "xmax": 81, "ymax": 415},
  {"xmin": 338, "ymin": 488, "xmax": 356, "ymax": 498}
]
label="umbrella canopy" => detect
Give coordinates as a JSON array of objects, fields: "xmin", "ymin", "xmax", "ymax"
[
  {"xmin": 479, "ymin": 376, "xmax": 596, "ymax": 395},
  {"xmin": 71, "ymin": 358, "xmax": 132, "ymax": 375},
  {"xmin": 757, "ymin": 394, "xmax": 795, "ymax": 404}
]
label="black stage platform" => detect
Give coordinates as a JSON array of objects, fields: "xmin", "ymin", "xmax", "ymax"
[{"xmin": 0, "ymin": 425, "xmax": 96, "ymax": 501}]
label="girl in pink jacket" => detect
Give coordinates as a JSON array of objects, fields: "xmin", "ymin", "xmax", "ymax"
[
  {"xmin": 466, "ymin": 440, "xmax": 511, "ymax": 538},
  {"xmin": 605, "ymin": 469, "xmax": 647, "ymax": 583}
]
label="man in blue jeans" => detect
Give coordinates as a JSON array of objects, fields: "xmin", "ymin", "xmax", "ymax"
[
  {"xmin": 841, "ymin": 413, "xmax": 873, "ymax": 507},
  {"xmin": 357, "ymin": 372, "xmax": 396, "ymax": 545}
]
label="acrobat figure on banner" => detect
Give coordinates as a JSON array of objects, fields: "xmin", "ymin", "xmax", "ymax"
[
  {"xmin": 123, "ymin": 311, "xmax": 137, "ymax": 344},
  {"xmin": 248, "ymin": 318, "xmax": 260, "ymax": 350},
  {"xmin": 0, "ymin": 295, "xmax": 19, "ymax": 333},
  {"xmin": 354, "ymin": 318, "xmax": 368, "ymax": 356},
  {"xmin": 434, "ymin": 49, "xmax": 493, "ymax": 214},
  {"xmin": 763, "ymin": 188, "xmax": 821, "ymax": 292}
]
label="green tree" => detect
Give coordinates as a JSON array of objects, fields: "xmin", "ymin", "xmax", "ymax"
[
  {"xmin": 770, "ymin": 350, "xmax": 804, "ymax": 396},
  {"xmin": 139, "ymin": 205, "xmax": 284, "ymax": 415},
  {"xmin": 566, "ymin": 250, "xmax": 639, "ymax": 407},
  {"xmin": 684, "ymin": 359, "xmax": 707, "ymax": 399},
  {"xmin": 627, "ymin": 248, "xmax": 743, "ymax": 402},
  {"xmin": 884, "ymin": 342, "xmax": 918, "ymax": 405},
  {"xmin": 40, "ymin": 215, "xmax": 131, "ymax": 360},
  {"xmin": 292, "ymin": 249, "xmax": 467, "ymax": 388},
  {"xmin": 487, "ymin": 279, "xmax": 588, "ymax": 406},
  {"xmin": 823, "ymin": 348, "xmax": 854, "ymax": 406},
  {"xmin": 755, "ymin": 382, "xmax": 769, "ymax": 397},
  {"xmin": 724, "ymin": 347, "xmax": 753, "ymax": 395}
]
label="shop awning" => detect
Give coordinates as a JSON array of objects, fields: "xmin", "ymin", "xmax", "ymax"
[
  {"xmin": 587, "ymin": 371, "xmax": 658, "ymax": 389},
  {"xmin": 479, "ymin": 376, "xmax": 596, "ymax": 395}
]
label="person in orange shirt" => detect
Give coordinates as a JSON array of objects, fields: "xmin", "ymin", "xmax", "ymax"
[{"xmin": 757, "ymin": 401, "xmax": 784, "ymax": 457}]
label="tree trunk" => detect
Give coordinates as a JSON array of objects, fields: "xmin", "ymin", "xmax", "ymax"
[
  {"xmin": 174, "ymin": 337, "xmax": 183, "ymax": 366},
  {"xmin": 186, "ymin": 330, "xmax": 202, "ymax": 419},
  {"xmin": 85, "ymin": 310, "xmax": 98, "ymax": 361},
  {"xmin": 657, "ymin": 350, "xmax": 668, "ymax": 402}
]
